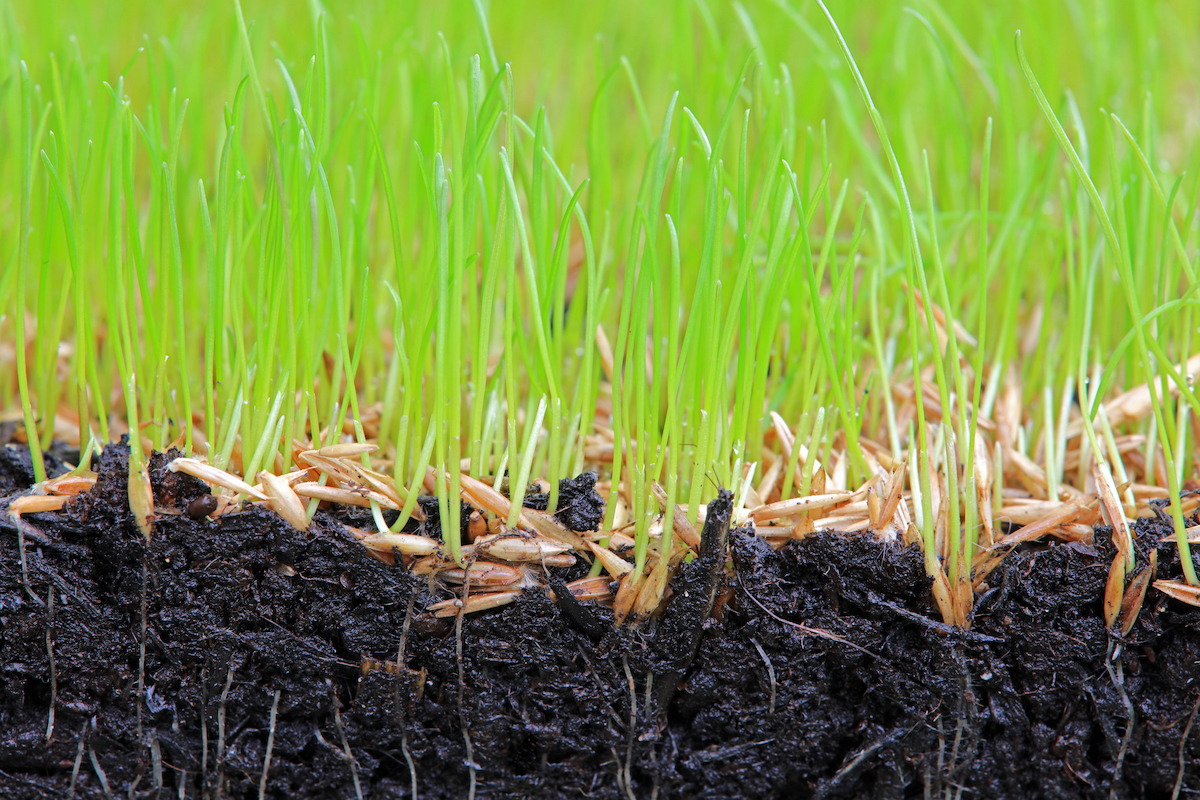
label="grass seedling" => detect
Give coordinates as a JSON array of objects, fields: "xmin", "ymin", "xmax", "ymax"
[
  {"xmin": 1017, "ymin": 32, "xmax": 1197, "ymax": 585},
  {"xmin": 3, "ymin": 0, "xmax": 1200, "ymax": 630},
  {"xmin": 15, "ymin": 60, "xmax": 46, "ymax": 485}
]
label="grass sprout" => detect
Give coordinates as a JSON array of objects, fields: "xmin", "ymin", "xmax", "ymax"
[{"xmin": 3, "ymin": 0, "xmax": 1200, "ymax": 625}]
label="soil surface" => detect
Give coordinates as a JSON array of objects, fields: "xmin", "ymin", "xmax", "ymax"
[{"xmin": 2, "ymin": 441, "xmax": 1200, "ymax": 799}]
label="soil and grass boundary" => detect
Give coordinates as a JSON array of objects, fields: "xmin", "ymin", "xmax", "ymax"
[{"xmin": 2, "ymin": 442, "xmax": 1198, "ymax": 799}]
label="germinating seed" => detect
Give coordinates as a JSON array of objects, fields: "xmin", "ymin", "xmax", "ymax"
[{"xmin": 2, "ymin": 0, "xmax": 1198, "ymax": 636}]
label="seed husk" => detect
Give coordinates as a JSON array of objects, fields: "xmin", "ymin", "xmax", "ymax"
[
  {"xmin": 929, "ymin": 561, "xmax": 959, "ymax": 627},
  {"xmin": 409, "ymin": 555, "xmax": 442, "ymax": 575},
  {"xmin": 1153, "ymin": 578, "xmax": 1200, "ymax": 607},
  {"xmin": 1118, "ymin": 550, "xmax": 1157, "ymax": 635},
  {"xmin": 360, "ymin": 657, "xmax": 408, "ymax": 676},
  {"xmin": 630, "ymin": 559, "xmax": 670, "ymax": 619},
  {"xmin": 586, "ymin": 541, "xmax": 633, "ymax": 578},
  {"xmin": 598, "ymin": 529, "xmax": 637, "ymax": 553},
  {"xmin": 338, "ymin": 462, "xmax": 407, "ymax": 509},
  {"xmin": 563, "ymin": 576, "xmax": 614, "ymax": 603},
  {"xmin": 440, "ymin": 561, "xmax": 526, "ymax": 587},
  {"xmin": 260, "ymin": 471, "xmax": 309, "ymax": 531},
  {"xmin": 456, "ymin": 472, "xmax": 584, "ymax": 548},
  {"xmin": 295, "ymin": 452, "xmax": 361, "ymax": 487},
  {"xmin": 879, "ymin": 465, "xmax": 906, "ymax": 524},
  {"xmin": 754, "ymin": 456, "xmax": 784, "ymax": 506},
  {"xmin": 360, "ymin": 531, "xmax": 441, "ymax": 556},
  {"xmin": 992, "ymin": 495, "xmax": 1094, "ymax": 549},
  {"xmin": 1103, "ymin": 553, "xmax": 1126, "ymax": 629},
  {"xmin": 1094, "ymin": 463, "xmax": 1134, "ymax": 568},
  {"xmin": 749, "ymin": 491, "xmax": 853, "ymax": 524},
  {"xmin": 293, "ymin": 481, "xmax": 400, "ymax": 510},
  {"xmin": 128, "ymin": 463, "xmax": 155, "ymax": 539},
  {"xmin": 611, "ymin": 571, "xmax": 642, "ymax": 624},
  {"xmin": 652, "ymin": 481, "xmax": 699, "ymax": 550},
  {"xmin": 316, "ymin": 442, "xmax": 379, "ymax": 459},
  {"xmin": 1160, "ymin": 523, "xmax": 1200, "ymax": 544},
  {"xmin": 467, "ymin": 511, "xmax": 488, "ymax": 541},
  {"xmin": 168, "ymin": 457, "xmax": 268, "ymax": 501},
  {"xmin": 867, "ymin": 489, "xmax": 882, "ymax": 527},
  {"xmin": 43, "ymin": 474, "xmax": 96, "ymax": 496},
  {"xmin": 473, "ymin": 531, "xmax": 573, "ymax": 562},
  {"xmin": 429, "ymin": 590, "xmax": 522, "ymax": 618},
  {"xmin": 8, "ymin": 494, "xmax": 69, "ymax": 517}
]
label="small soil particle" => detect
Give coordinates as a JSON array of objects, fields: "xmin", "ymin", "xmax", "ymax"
[{"xmin": 1, "ymin": 443, "xmax": 1199, "ymax": 799}]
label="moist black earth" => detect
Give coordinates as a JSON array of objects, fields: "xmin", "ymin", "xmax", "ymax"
[{"xmin": 1, "ymin": 442, "xmax": 1199, "ymax": 799}]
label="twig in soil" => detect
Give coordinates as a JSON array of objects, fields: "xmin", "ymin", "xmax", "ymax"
[
  {"xmin": 817, "ymin": 722, "xmax": 918, "ymax": 800},
  {"xmin": 1106, "ymin": 642, "xmax": 1135, "ymax": 800},
  {"xmin": 686, "ymin": 738, "xmax": 776, "ymax": 764},
  {"xmin": 923, "ymin": 751, "xmax": 933, "ymax": 800},
  {"xmin": 1174, "ymin": 693, "xmax": 1200, "ymax": 800},
  {"xmin": 258, "ymin": 687, "xmax": 281, "ymax": 800},
  {"xmin": 734, "ymin": 578, "xmax": 884, "ymax": 661},
  {"xmin": 750, "ymin": 638, "xmax": 776, "ymax": 714},
  {"xmin": 398, "ymin": 588, "xmax": 416, "ymax": 669},
  {"xmin": 44, "ymin": 586, "xmax": 55, "ymax": 742},
  {"xmin": 551, "ymin": 575, "xmax": 610, "ymax": 640},
  {"xmin": 864, "ymin": 591, "xmax": 1005, "ymax": 645},
  {"xmin": 328, "ymin": 679, "xmax": 364, "ymax": 800}
]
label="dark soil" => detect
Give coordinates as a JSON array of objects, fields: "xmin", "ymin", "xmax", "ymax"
[
  {"xmin": 2, "ymin": 442, "xmax": 1200, "ymax": 799},
  {"xmin": 0, "ymin": 442, "xmax": 72, "ymax": 498}
]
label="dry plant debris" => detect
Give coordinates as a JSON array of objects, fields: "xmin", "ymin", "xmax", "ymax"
[{"xmin": 10, "ymin": 348, "xmax": 1200, "ymax": 632}]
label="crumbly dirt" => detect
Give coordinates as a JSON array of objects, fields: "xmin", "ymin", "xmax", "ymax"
[
  {"xmin": 1, "ymin": 442, "xmax": 1199, "ymax": 799},
  {"xmin": 0, "ymin": 442, "xmax": 72, "ymax": 498}
]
